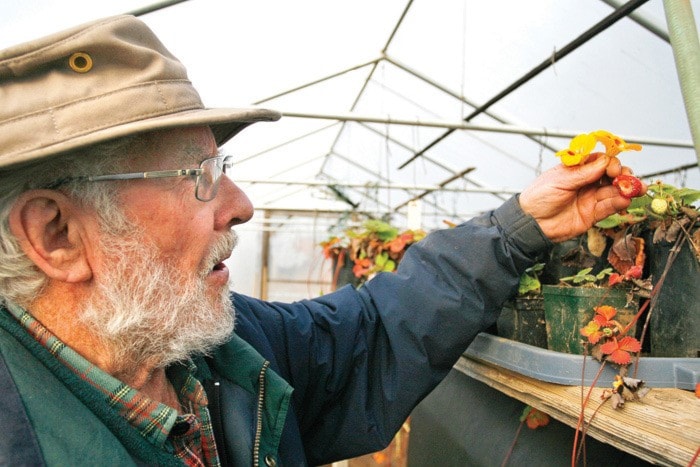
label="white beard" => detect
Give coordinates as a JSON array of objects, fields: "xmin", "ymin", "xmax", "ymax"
[{"xmin": 79, "ymin": 229, "xmax": 237, "ymax": 374}]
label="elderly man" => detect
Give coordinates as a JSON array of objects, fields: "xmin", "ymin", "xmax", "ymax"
[{"xmin": 0, "ymin": 15, "xmax": 636, "ymax": 467}]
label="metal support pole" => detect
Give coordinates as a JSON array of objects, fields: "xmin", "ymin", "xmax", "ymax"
[
  {"xmin": 279, "ymin": 110, "xmax": 693, "ymax": 149},
  {"xmin": 259, "ymin": 210, "xmax": 271, "ymax": 300},
  {"xmin": 600, "ymin": 0, "xmax": 670, "ymax": 41},
  {"xmin": 235, "ymin": 178, "xmax": 520, "ymax": 195},
  {"xmin": 663, "ymin": 0, "xmax": 700, "ymax": 166}
]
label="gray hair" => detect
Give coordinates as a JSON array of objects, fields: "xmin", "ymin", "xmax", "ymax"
[{"xmin": 0, "ymin": 137, "xmax": 140, "ymax": 307}]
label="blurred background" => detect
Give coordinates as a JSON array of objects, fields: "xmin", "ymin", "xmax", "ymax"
[{"xmin": 2, "ymin": 0, "xmax": 698, "ymax": 301}]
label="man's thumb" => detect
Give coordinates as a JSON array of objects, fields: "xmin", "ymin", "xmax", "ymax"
[{"xmin": 577, "ymin": 154, "xmax": 610, "ymax": 184}]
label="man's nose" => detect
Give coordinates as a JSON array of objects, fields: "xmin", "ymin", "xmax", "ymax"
[{"xmin": 216, "ymin": 176, "xmax": 254, "ymax": 228}]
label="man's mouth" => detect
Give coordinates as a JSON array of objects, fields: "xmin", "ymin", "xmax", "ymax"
[
  {"xmin": 205, "ymin": 232, "xmax": 237, "ymax": 279},
  {"xmin": 206, "ymin": 259, "xmax": 230, "ymax": 286}
]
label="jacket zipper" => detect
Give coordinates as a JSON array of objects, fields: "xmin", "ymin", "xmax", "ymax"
[{"xmin": 253, "ymin": 360, "xmax": 270, "ymax": 467}]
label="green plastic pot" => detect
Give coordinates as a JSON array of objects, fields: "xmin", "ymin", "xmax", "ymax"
[{"xmin": 543, "ymin": 285, "xmax": 638, "ymax": 354}]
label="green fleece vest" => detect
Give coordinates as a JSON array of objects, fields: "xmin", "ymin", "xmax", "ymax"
[{"xmin": 0, "ymin": 308, "xmax": 292, "ymax": 466}]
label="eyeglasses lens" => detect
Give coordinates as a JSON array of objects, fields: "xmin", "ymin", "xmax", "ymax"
[{"xmin": 196, "ymin": 157, "xmax": 228, "ymax": 201}]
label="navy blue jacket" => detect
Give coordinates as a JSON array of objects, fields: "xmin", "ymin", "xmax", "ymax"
[{"xmin": 230, "ymin": 196, "xmax": 551, "ymax": 465}]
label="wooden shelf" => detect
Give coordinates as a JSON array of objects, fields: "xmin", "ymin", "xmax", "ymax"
[{"xmin": 455, "ymin": 355, "xmax": 699, "ymax": 466}]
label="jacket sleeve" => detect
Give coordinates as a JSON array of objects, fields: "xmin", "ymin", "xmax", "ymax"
[{"xmin": 232, "ymin": 196, "xmax": 552, "ymax": 464}]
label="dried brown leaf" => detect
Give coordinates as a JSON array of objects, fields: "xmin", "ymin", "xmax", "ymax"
[
  {"xmin": 590, "ymin": 344, "xmax": 605, "ymax": 362},
  {"xmin": 680, "ymin": 206, "xmax": 699, "ymax": 220},
  {"xmin": 608, "ymin": 235, "xmax": 645, "ymax": 275},
  {"xmin": 653, "ymin": 225, "xmax": 666, "ymax": 244},
  {"xmin": 587, "ymin": 228, "xmax": 608, "ymax": 257},
  {"xmin": 620, "ymin": 377, "xmax": 648, "ymax": 401},
  {"xmin": 610, "ymin": 392, "xmax": 625, "ymax": 410}
]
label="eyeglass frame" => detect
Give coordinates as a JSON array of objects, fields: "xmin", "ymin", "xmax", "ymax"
[{"xmin": 43, "ymin": 155, "xmax": 234, "ymax": 202}]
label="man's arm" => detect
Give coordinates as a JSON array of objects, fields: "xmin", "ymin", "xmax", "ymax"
[{"xmin": 233, "ymin": 196, "xmax": 550, "ymax": 464}]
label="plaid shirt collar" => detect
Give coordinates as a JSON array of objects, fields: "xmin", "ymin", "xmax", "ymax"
[{"xmin": 6, "ymin": 302, "xmax": 220, "ymax": 467}]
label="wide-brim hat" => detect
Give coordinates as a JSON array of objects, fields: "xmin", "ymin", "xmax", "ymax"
[{"xmin": 0, "ymin": 15, "xmax": 281, "ymax": 169}]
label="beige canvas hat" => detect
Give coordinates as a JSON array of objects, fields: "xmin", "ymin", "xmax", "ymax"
[{"xmin": 0, "ymin": 15, "xmax": 281, "ymax": 169}]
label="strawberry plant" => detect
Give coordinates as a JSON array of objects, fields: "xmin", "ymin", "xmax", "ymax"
[
  {"xmin": 558, "ymin": 267, "xmax": 613, "ymax": 286},
  {"xmin": 518, "ymin": 263, "xmax": 545, "ymax": 296}
]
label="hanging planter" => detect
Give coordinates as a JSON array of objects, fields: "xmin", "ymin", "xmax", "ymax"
[
  {"xmin": 330, "ymin": 249, "xmax": 362, "ymax": 290},
  {"xmin": 320, "ymin": 219, "xmax": 426, "ymax": 290}
]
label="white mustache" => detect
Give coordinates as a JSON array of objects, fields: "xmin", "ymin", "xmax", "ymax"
[{"xmin": 204, "ymin": 230, "xmax": 238, "ymax": 273}]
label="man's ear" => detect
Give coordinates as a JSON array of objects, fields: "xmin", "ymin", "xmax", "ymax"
[{"xmin": 9, "ymin": 190, "xmax": 93, "ymax": 283}]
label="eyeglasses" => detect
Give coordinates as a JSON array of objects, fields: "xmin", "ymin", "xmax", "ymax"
[{"xmin": 44, "ymin": 155, "xmax": 234, "ymax": 202}]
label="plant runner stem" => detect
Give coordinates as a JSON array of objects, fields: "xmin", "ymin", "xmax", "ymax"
[{"xmin": 572, "ymin": 361, "xmax": 607, "ymax": 467}]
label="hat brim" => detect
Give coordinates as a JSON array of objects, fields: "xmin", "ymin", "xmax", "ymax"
[{"xmin": 3, "ymin": 106, "xmax": 281, "ymax": 169}]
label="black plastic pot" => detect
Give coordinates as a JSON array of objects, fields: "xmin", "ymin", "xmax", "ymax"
[
  {"xmin": 497, "ymin": 296, "xmax": 547, "ymax": 348},
  {"xmin": 648, "ymin": 237, "xmax": 700, "ymax": 358}
]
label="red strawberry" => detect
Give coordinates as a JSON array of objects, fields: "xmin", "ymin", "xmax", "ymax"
[{"xmin": 612, "ymin": 174, "xmax": 643, "ymax": 199}]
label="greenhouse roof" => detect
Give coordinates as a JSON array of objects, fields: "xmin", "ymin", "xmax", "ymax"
[{"xmin": 2, "ymin": 0, "xmax": 699, "ymax": 233}]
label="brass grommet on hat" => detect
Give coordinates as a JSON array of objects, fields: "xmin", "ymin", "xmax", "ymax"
[{"xmin": 68, "ymin": 52, "xmax": 93, "ymax": 73}]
